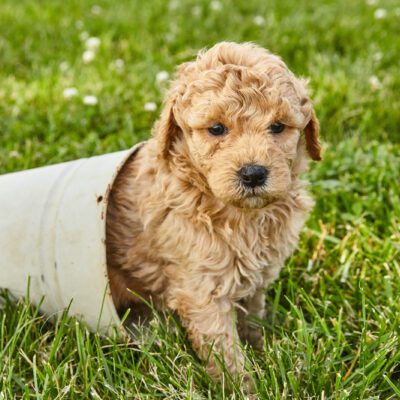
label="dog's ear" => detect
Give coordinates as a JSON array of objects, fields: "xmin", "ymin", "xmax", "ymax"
[
  {"xmin": 304, "ymin": 109, "xmax": 321, "ymax": 161},
  {"xmin": 155, "ymin": 63, "xmax": 195, "ymax": 160},
  {"xmin": 155, "ymin": 96, "xmax": 182, "ymax": 160}
]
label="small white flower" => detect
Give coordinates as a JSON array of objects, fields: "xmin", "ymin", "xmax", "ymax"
[
  {"xmin": 59, "ymin": 61, "xmax": 69, "ymax": 72},
  {"xmin": 82, "ymin": 50, "xmax": 96, "ymax": 64},
  {"xmin": 192, "ymin": 5, "xmax": 201, "ymax": 16},
  {"xmin": 85, "ymin": 37, "xmax": 101, "ymax": 50},
  {"xmin": 11, "ymin": 106, "xmax": 20, "ymax": 116},
  {"xmin": 170, "ymin": 22, "xmax": 179, "ymax": 34},
  {"xmin": 79, "ymin": 31, "xmax": 89, "ymax": 41},
  {"xmin": 83, "ymin": 95, "xmax": 98, "ymax": 105},
  {"xmin": 374, "ymin": 8, "xmax": 387, "ymax": 19},
  {"xmin": 91, "ymin": 5, "xmax": 102, "ymax": 15},
  {"xmin": 75, "ymin": 20, "xmax": 84, "ymax": 29},
  {"xmin": 369, "ymin": 75, "xmax": 382, "ymax": 90},
  {"xmin": 210, "ymin": 0, "xmax": 222, "ymax": 11},
  {"xmin": 372, "ymin": 51, "xmax": 383, "ymax": 61},
  {"xmin": 9, "ymin": 150, "xmax": 21, "ymax": 158},
  {"xmin": 156, "ymin": 71, "xmax": 169, "ymax": 83},
  {"xmin": 144, "ymin": 102, "xmax": 157, "ymax": 112},
  {"xmin": 366, "ymin": 0, "xmax": 378, "ymax": 5},
  {"xmin": 253, "ymin": 15, "xmax": 265, "ymax": 26},
  {"xmin": 110, "ymin": 59, "xmax": 125, "ymax": 71},
  {"xmin": 165, "ymin": 32, "xmax": 175, "ymax": 43},
  {"xmin": 168, "ymin": 0, "xmax": 179, "ymax": 10},
  {"xmin": 63, "ymin": 87, "xmax": 79, "ymax": 99}
]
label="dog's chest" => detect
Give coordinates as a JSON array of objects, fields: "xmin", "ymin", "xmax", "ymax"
[
  {"xmin": 207, "ymin": 204, "xmax": 307, "ymax": 299},
  {"xmin": 156, "ymin": 189, "xmax": 311, "ymax": 302}
]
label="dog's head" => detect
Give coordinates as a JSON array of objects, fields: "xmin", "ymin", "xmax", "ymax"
[{"xmin": 154, "ymin": 42, "xmax": 321, "ymax": 209}]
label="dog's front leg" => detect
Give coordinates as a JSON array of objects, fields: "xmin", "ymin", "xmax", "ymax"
[{"xmin": 171, "ymin": 292, "xmax": 245, "ymax": 379}]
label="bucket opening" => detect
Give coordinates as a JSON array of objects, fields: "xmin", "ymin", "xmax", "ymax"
[{"xmin": 104, "ymin": 144, "xmax": 152, "ymax": 327}]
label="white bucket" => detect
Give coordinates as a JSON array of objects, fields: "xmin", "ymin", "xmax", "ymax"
[{"xmin": 0, "ymin": 142, "xmax": 144, "ymax": 333}]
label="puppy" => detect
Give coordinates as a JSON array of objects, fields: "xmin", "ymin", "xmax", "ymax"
[{"xmin": 106, "ymin": 42, "xmax": 321, "ymax": 380}]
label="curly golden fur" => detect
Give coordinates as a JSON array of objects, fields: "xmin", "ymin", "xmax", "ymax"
[{"xmin": 106, "ymin": 42, "xmax": 321, "ymax": 380}]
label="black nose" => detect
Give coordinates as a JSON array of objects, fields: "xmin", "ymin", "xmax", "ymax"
[{"xmin": 239, "ymin": 164, "xmax": 268, "ymax": 188}]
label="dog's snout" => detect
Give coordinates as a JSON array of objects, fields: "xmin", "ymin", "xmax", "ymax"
[{"xmin": 239, "ymin": 164, "xmax": 268, "ymax": 188}]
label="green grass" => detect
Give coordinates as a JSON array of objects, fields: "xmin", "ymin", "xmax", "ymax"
[{"xmin": 0, "ymin": 0, "xmax": 399, "ymax": 398}]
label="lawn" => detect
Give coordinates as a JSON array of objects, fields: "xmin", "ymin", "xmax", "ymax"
[{"xmin": 0, "ymin": 0, "xmax": 399, "ymax": 398}]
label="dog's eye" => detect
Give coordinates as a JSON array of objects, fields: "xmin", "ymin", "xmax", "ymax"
[
  {"xmin": 268, "ymin": 122, "xmax": 285, "ymax": 134},
  {"xmin": 208, "ymin": 123, "xmax": 227, "ymax": 136}
]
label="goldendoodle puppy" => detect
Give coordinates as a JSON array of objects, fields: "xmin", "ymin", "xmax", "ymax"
[{"xmin": 106, "ymin": 42, "xmax": 321, "ymax": 380}]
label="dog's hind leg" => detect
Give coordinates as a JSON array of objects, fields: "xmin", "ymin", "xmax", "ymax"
[{"xmin": 237, "ymin": 288, "xmax": 265, "ymax": 350}]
